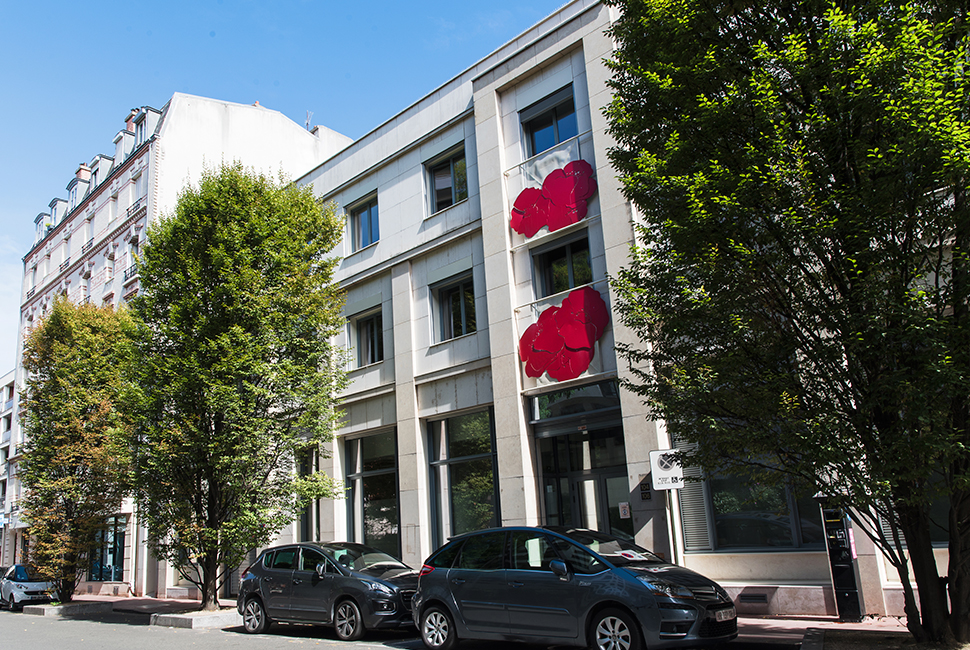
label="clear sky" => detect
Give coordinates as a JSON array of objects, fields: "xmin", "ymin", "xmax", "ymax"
[{"xmin": 0, "ymin": 0, "xmax": 572, "ymax": 372}]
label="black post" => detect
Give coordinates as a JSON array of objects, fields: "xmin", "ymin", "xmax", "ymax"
[{"xmin": 816, "ymin": 498, "xmax": 864, "ymax": 622}]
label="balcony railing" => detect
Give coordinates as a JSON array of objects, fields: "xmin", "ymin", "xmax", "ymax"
[
  {"xmin": 127, "ymin": 197, "xmax": 146, "ymax": 218},
  {"xmin": 82, "ymin": 238, "xmax": 94, "ymax": 254},
  {"xmin": 123, "ymin": 264, "xmax": 138, "ymax": 282},
  {"xmin": 25, "ymin": 288, "xmax": 35, "ymax": 299},
  {"xmin": 59, "ymin": 258, "xmax": 71, "ymax": 272}
]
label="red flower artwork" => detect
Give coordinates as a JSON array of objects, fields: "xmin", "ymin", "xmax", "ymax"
[
  {"xmin": 518, "ymin": 287, "xmax": 609, "ymax": 381},
  {"xmin": 510, "ymin": 160, "xmax": 597, "ymax": 237}
]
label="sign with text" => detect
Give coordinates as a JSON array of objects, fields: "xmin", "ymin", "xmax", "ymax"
[{"xmin": 649, "ymin": 450, "xmax": 684, "ymax": 490}]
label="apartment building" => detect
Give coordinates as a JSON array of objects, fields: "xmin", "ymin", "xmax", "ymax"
[
  {"xmin": 11, "ymin": 93, "xmax": 352, "ymax": 597},
  {"xmin": 288, "ymin": 0, "xmax": 916, "ymax": 619}
]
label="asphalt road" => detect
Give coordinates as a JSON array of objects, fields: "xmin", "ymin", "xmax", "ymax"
[{"xmin": 0, "ymin": 608, "xmax": 803, "ymax": 650}]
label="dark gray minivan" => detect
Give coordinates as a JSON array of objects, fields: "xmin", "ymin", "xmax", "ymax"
[{"xmin": 412, "ymin": 527, "xmax": 736, "ymax": 650}]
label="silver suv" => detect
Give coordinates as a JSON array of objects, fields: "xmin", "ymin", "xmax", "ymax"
[{"xmin": 412, "ymin": 527, "xmax": 737, "ymax": 650}]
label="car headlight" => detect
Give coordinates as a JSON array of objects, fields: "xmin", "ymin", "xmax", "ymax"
[
  {"xmin": 638, "ymin": 577, "xmax": 694, "ymax": 599},
  {"xmin": 362, "ymin": 580, "xmax": 394, "ymax": 596},
  {"xmin": 13, "ymin": 583, "xmax": 26, "ymax": 591}
]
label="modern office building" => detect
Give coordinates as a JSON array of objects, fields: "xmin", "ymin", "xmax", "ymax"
[
  {"xmin": 290, "ymin": 0, "xmax": 917, "ymax": 619},
  {"xmin": 11, "ymin": 93, "xmax": 352, "ymax": 597}
]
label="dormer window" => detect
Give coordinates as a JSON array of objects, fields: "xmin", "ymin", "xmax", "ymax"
[{"xmin": 135, "ymin": 118, "xmax": 146, "ymax": 145}]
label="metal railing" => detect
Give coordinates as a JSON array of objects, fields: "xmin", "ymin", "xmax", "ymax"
[
  {"xmin": 82, "ymin": 238, "xmax": 94, "ymax": 253},
  {"xmin": 123, "ymin": 264, "xmax": 138, "ymax": 282},
  {"xmin": 127, "ymin": 197, "xmax": 146, "ymax": 218},
  {"xmin": 59, "ymin": 258, "xmax": 71, "ymax": 272}
]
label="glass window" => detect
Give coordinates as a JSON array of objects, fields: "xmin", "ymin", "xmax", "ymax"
[
  {"xmin": 435, "ymin": 275, "xmax": 476, "ymax": 341},
  {"xmin": 89, "ymin": 515, "xmax": 126, "ymax": 581},
  {"xmin": 709, "ymin": 475, "xmax": 824, "ymax": 549},
  {"xmin": 270, "ymin": 548, "xmax": 297, "ymax": 570},
  {"xmin": 532, "ymin": 380, "xmax": 620, "ymax": 421},
  {"xmin": 511, "ymin": 531, "xmax": 558, "ymax": 571},
  {"xmin": 427, "ymin": 539, "xmax": 464, "ymax": 569},
  {"xmin": 522, "ymin": 87, "xmax": 579, "ymax": 157},
  {"xmin": 457, "ymin": 532, "xmax": 506, "ymax": 570},
  {"xmin": 533, "ymin": 235, "xmax": 592, "ymax": 298},
  {"xmin": 346, "ymin": 431, "xmax": 400, "ymax": 557},
  {"xmin": 430, "ymin": 151, "xmax": 468, "ymax": 213},
  {"xmin": 355, "ymin": 310, "xmax": 384, "ymax": 367},
  {"xmin": 351, "ymin": 198, "xmax": 379, "ymax": 251},
  {"xmin": 548, "ymin": 537, "xmax": 606, "ymax": 575},
  {"xmin": 300, "ymin": 547, "xmax": 327, "ymax": 572},
  {"xmin": 429, "ymin": 410, "xmax": 499, "ymax": 546}
]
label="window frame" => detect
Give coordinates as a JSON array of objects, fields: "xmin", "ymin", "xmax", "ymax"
[
  {"xmin": 520, "ymin": 86, "xmax": 579, "ymax": 158},
  {"xmin": 350, "ymin": 196, "xmax": 380, "ymax": 252},
  {"xmin": 353, "ymin": 309, "xmax": 385, "ymax": 368},
  {"xmin": 427, "ymin": 148, "xmax": 468, "ymax": 214},
  {"xmin": 345, "ymin": 430, "xmax": 401, "ymax": 557},
  {"xmin": 531, "ymin": 231, "xmax": 593, "ymax": 299},
  {"xmin": 432, "ymin": 273, "xmax": 477, "ymax": 342}
]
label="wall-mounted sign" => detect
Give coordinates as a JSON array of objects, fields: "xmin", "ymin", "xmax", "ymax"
[{"xmin": 649, "ymin": 450, "xmax": 684, "ymax": 490}]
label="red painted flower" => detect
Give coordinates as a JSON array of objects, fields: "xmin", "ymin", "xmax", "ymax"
[
  {"xmin": 510, "ymin": 160, "xmax": 597, "ymax": 237},
  {"xmin": 518, "ymin": 287, "xmax": 609, "ymax": 381}
]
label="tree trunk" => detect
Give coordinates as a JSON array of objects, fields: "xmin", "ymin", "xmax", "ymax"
[
  {"xmin": 200, "ymin": 550, "xmax": 220, "ymax": 611},
  {"xmin": 898, "ymin": 504, "xmax": 953, "ymax": 643}
]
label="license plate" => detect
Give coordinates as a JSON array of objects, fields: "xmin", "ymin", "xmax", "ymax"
[{"xmin": 715, "ymin": 607, "xmax": 736, "ymax": 622}]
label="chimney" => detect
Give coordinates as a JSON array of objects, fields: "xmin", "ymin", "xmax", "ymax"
[
  {"xmin": 76, "ymin": 163, "xmax": 91, "ymax": 182},
  {"xmin": 125, "ymin": 108, "xmax": 139, "ymax": 132}
]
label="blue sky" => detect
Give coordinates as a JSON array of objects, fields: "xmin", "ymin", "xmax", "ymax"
[{"xmin": 0, "ymin": 0, "xmax": 570, "ymax": 371}]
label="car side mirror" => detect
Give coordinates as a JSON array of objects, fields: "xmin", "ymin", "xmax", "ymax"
[{"xmin": 549, "ymin": 559, "xmax": 569, "ymax": 580}]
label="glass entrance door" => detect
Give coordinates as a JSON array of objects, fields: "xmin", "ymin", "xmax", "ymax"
[{"xmin": 539, "ymin": 427, "xmax": 634, "ymax": 540}]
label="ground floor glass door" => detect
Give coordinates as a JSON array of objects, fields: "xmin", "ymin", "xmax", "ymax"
[{"xmin": 539, "ymin": 427, "xmax": 634, "ymax": 540}]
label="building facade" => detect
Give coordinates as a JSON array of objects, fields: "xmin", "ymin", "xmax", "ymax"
[
  {"xmin": 10, "ymin": 93, "xmax": 351, "ymax": 598},
  {"xmin": 291, "ymin": 0, "xmax": 923, "ymax": 619}
]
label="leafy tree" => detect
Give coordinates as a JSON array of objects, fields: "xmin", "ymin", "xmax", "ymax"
[
  {"xmin": 129, "ymin": 162, "xmax": 347, "ymax": 610},
  {"xmin": 20, "ymin": 298, "xmax": 135, "ymax": 602},
  {"xmin": 606, "ymin": 0, "xmax": 970, "ymax": 642}
]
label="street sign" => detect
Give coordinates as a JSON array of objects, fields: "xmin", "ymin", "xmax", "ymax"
[{"xmin": 649, "ymin": 449, "xmax": 684, "ymax": 490}]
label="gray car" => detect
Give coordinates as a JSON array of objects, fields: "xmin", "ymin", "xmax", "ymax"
[
  {"xmin": 236, "ymin": 542, "xmax": 417, "ymax": 639},
  {"xmin": 412, "ymin": 527, "xmax": 737, "ymax": 650},
  {"xmin": 1, "ymin": 565, "xmax": 55, "ymax": 610}
]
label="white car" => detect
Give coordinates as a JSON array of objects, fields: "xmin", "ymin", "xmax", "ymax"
[{"xmin": 1, "ymin": 565, "xmax": 55, "ymax": 610}]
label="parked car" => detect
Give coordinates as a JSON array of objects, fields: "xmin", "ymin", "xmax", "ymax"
[
  {"xmin": 412, "ymin": 526, "xmax": 737, "ymax": 650},
  {"xmin": 1, "ymin": 565, "xmax": 55, "ymax": 610},
  {"xmin": 237, "ymin": 541, "xmax": 417, "ymax": 639}
]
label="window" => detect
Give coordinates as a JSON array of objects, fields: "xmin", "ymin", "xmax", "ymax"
[
  {"xmin": 429, "ymin": 150, "xmax": 468, "ymax": 213},
  {"xmin": 355, "ymin": 310, "xmax": 384, "ymax": 367},
  {"xmin": 89, "ymin": 515, "xmax": 126, "ymax": 581},
  {"xmin": 457, "ymin": 532, "xmax": 506, "ymax": 570},
  {"xmin": 435, "ymin": 275, "xmax": 476, "ymax": 341},
  {"xmin": 521, "ymin": 86, "xmax": 579, "ymax": 157},
  {"xmin": 429, "ymin": 410, "xmax": 499, "ymax": 547},
  {"xmin": 533, "ymin": 234, "xmax": 592, "ymax": 298},
  {"xmin": 346, "ymin": 431, "xmax": 400, "ymax": 557},
  {"xmin": 299, "ymin": 547, "xmax": 327, "ymax": 572},
  {"xmin": 511, "ymin": 531, "xmax": 557, "ymax": 571},
  {"xmin": 351, "ymin": 198, "xmax": 379, "ymax": 251},
  {"xmin": 270, "ymin": 548, "xmax": 297, "ymax": 570}
]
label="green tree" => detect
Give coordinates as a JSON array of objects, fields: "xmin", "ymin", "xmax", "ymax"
[
  {"xmin": 606, "ymin": 0, "xmax": 970, "ymax": 642},
  {"xmin": 20, "ymin": 298, "xmax": 135, "ymax": 603},
  {"xmin": 129, "ymin": 162, "xmax": 347, "ymax": 610}
]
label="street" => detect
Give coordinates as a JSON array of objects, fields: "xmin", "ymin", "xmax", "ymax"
[{"xmin": 0, "ymin": 608, "xmax": 805, "ymax": 650}]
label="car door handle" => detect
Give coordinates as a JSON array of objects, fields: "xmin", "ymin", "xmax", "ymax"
[
  {"xmin": 293, "ymin": 578, "xmax": 302, "ymax": 585},
  {"xmin": 451, "ymin": 578, "xmax": 465, "ymax": 585},
  {"xmin": 509, "ymin": 581, "xmax": 524, "ymax": 588}
]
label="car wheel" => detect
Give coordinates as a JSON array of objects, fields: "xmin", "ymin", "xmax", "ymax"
[
  {"xmin": 334, "ymin": 599, "xmax": 365, "ymax": 641},
  {"xmin": 242, "ymin": 598, "xmax": 270, "ymax": 634},
  {"xmin": 589, "ymin": 607, "xmax": 641, "ymax": 650},
  {"xmin": 8, "ymin": 595, "xmax": 19, "ymax": 612},
  {"xmin": 421, "ymin": 605, "xmax": 458, "ymax": 650}
]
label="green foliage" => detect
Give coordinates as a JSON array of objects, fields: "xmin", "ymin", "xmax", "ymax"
[
  {"xmin": 20, "ymin": 298, "xmax": 136, "ymax": 602},
  {"xmin": 606, "ymin": 0, "xmax": 970, "ymax": 641},
  {"xmin": 129, "ymin": 162, "xmax": 347, "ymax": 610}
]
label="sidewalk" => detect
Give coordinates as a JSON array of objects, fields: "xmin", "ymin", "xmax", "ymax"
[{"xmin": 69, "ymin": 594, "xmax": 912, "ymax": 647}]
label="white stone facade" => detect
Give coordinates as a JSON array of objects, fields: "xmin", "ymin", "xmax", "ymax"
[{"xmin": 10, "ymin": 94, "xmax": 351, "ymax": 598}]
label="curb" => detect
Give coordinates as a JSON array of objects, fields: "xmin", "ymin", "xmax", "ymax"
[
  {"xmin": 23, "ymin": 601, "xmax": 115, "ymax": 617},
  {"xmin": 150, "ymin": 610, "xmax": 242, "ymax": 629}
]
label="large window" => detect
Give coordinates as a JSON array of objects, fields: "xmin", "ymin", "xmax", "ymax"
[
  {"xmin": 351, "ymin": 197, "xmax": 379, "ymax": 251},
  {"xmin": 429, "ymin": 150, "xmax": 468, "ymax": 213},
  {"xmin": 434, "ymin": 274, "xmax": 476, "ymax": 341},
  {"xmin": 354, "ymin": 310, "xmax": 384, "ymax": 367},
  {"xmin": 533, "ymin": 234, "xmax": 592, "ymax": 298},
  {"xmin": 346, "ymin": 431, "xmax": 399, "ymax": 556},
  {"xmin": 521, "ymin": 86, "xmax": 579, "ymax": 157},
  {"xmin": 89, "ymin": 515, "xmax": 126, "ymax": 581},
  {"xmin": 429, "ymin": 410, "xmax": 499, "ymax": 547}
]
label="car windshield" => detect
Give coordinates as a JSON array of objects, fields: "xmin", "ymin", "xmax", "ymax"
[
  {"xmin": 12, "ymin": 566, "xmax": 42, "ymax": 582},
  {"xmin": 321, "ymin": 543, "xmax": 408, "ymax": 571},
  {"xmin": 559, "ymin": 529, "xmax": 665, "ymax": 567}
]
